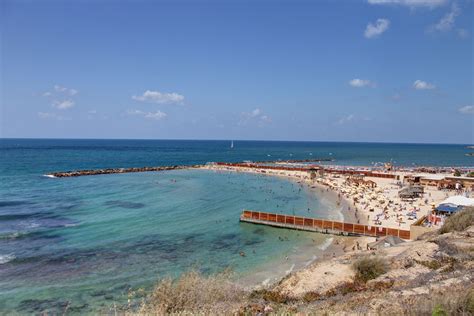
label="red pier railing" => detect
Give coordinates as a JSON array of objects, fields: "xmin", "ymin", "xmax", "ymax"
[{"xmin": 240, "ymin": 210, "xmax": 411, "ymax": 239}]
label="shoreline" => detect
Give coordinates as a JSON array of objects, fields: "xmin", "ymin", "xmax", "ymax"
[{"xmin": 201, "ymin": 165, "xmax": 361, "ymax": 289}]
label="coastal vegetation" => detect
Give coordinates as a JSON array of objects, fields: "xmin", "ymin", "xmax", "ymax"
[
  {"xmin": 134, "ymin": 269, "xmax": 245, "ymax": 315},
  {"xmin": 352, "ymin": 255, "xmax": 388, "ymax": 283},
  {"xmin": 439, "ymin": 207, "xmax": 474, "ymax": 234}
]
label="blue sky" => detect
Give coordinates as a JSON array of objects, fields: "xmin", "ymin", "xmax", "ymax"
[{"xmin": 1, "ymin": 0, "xmax": 473, "ymax": 143}]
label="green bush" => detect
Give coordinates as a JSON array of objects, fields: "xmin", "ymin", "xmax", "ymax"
[
  {"xmin": 352, "ymin": 255, "xmax": 388, "ymax": 283},
  {"xmin": 439, "ymin": 207, "xmax": 474, "ymax": 234}
]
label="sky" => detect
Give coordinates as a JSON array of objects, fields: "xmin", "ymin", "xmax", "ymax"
[{"xmin": 1, "ymin": 0, "xmax": 473, "ymax": 143}]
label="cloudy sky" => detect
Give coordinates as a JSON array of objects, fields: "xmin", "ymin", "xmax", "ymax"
[{"xmin": 1, "ymin": 0, "xmax": 473, "ymax": 143}]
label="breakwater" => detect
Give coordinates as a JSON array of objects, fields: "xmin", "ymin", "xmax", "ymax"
[{"xmin": 47, "ymin": 165, "xmax": 201, "ymax": 177}]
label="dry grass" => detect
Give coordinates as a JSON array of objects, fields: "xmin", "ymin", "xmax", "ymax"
[
  {"xmin": 133, "ymin": 269, "xmax": 246, "ymax": 315},
  {"xmin": 440, "ymin": 207, "xmax": 474, "ymax": 234},
  {"xmin": 352, "ymin": 255, "xmax": 388, "ymax": 283},
  {"xmin": 399, "ymin": 285, "xmax": 474, "ymax": 316}
]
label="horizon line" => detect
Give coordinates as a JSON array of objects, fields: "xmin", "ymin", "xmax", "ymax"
[{"xmin": 0, "ymin": 137, "xmax": 471, "ymax": 146}]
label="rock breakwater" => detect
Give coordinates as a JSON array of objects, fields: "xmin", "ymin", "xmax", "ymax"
[{"xmin": 47, "ymin": 165, "xmax": 202, "ymax": 178}]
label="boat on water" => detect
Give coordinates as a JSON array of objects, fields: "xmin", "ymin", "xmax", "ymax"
[{"xmin": 230, "ymin": 140, "xmax": 234, "ymax": 149}]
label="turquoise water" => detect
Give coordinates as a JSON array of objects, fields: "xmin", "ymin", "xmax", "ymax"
[
  {"xmin": 0, "ymin": 139, "xmax": 472, "ymax": 313},
  {"xmin": 0, "ymin": 168, "xmax": 335, "ymax": 314}
]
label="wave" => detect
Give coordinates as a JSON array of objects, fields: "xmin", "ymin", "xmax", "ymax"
[
  {"xmin": 261, "ymin": 278, "xmax": 271, "ymax": 287},
  {"xmin": 305, "ymin": 255, "xmax": 318, "ymax": 267},
  {"xmin": 0, "ymin": 232, "xmax": 23, "ymax": 240},
  {"xmin": 0, "ymin": 254, "xmax": 16, "ymax": 264},
  {"xmin": 0, "ymin": 230, "xmax": 60, "ymax": 241},
  {"xmin": 43, "ymin": 174, "xmax": 56, "ymax": 178},
  {"xmin": 317, "ymin": 237, "xmax": 334, "ymax": 250},
  {"xmin": 285, "ymin": 263, "xmax": 295, "ymax": 275}
]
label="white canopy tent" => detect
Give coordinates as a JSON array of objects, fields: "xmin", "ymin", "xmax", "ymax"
[{"xmin": 440, "ymin": 196, "xmax": 474, "ymax": 207}]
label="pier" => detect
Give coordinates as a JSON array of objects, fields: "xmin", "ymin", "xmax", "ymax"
[{"xmin": 240, "ymin": 210, "xmax": 411, "ymax": 240}]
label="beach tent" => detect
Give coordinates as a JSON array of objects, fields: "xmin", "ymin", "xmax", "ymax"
[
  {"xmin": 441, "ymin": 196, "xmax": 474, "ymax": 207},
  {"xmin": 436, "ymin": 203, "xmax": 462, "ymax": 214},
  {"xmin": 368, "ymin": 236, "xmax": 405, "ymax": 249}
]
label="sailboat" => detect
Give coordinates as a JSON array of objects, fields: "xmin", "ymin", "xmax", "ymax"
[{"xmin": 230, "ymin": 140, "xmax": 234, "ymax": 149}]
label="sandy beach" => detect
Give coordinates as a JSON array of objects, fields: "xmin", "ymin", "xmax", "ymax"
[{"xmin": 203, "ymin": 163, "xmax": 468, "ymax": 231}]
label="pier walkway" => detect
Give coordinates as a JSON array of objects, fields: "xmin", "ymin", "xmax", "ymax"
[{"xmin": 240, "ymin": 210, "xmax": 411, "ymax": 240}]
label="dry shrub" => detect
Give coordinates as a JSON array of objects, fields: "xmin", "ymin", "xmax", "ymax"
[
  {"xmin": 352, "ymin": 255, "xmax": 388, "ymax": 283},
  {"xmin": 249, "ymin": 289, "xmax": 294, "ymax": 304},
  {"xmin": 415, "ymin": 256, "xmax": 457, "ymax": 271},
  {"xmin": 135, "ymin": 269, "xmax": 245, "ymax": 315},
  {"xmin": 303, "ymin": 291, "xmax": 321, "ymax": 302},
  {"xmin": 440, "ymin": 207, "xmax": 474, "ymax": 234},
  {"xmin": 400, "ymin": 286, "xmax": 474, "ymax": 316},
  {"xmin": 330, "ymin": 281, "xmax": 367, "ymax": 296}
]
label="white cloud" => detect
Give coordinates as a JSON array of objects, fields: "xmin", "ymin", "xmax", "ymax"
[
  {"xmin": 391, "ymin": 93, "xmax": 402, "ymax": 101},
  {"xmin": 240, "ymin": 108, "xmax": 272, "ymax": 126},
  {"xmin": 349, "ymin": 78, "xmax": 376, "ymax": 88},
  {"xmin": 458, "ymin": 105, "xmax": 474, "ymax": 114},
  {"xmin": 42, "ymin": 85, "xmax": 78, "ymax": 110},
  {"xmin": 337, "ymin": 114, "xmax": 355, "ymax": 125},
  {"xmin": 53, "ymin": 84, "xmax": 78, "ymax": 96},
  {"xmin": 132, "ymin": 90, "xmax": 184, "ymax": 104},
  {"xmin": 457, "ymin": 28, "xmax": 469, "ymax": 39},
  {"xmin": 250, "ymin": 108, "xmax": 261, "ymax": 117},
  {"xmin": 367, "ymin": 0, "xmax": 448, "ymax": 8},
  {"xmin": 126, "ymin": 109, "xmax": 167, "ymax": 120},
  {"xmin": 413, "ymin": 80, "xmax": 436, "ymax": 90},
  {"xmin": 54, "ymin": 85, "xmax": 67, "ymax": 92},
  {"xmin": 38, "ymin": 112, "xmax": 68, "ymax": 120},
  {"xmin": 126, "ymin": 109, "xmax": 145, "ymax": 116},
  {"xmin": 336, "ymin": 114, "xmax": 371, "ymax": 125},
  {"xmin": 433, "ymin": 3, "xmax": 460, "ymax": 32},
  {"xmin": 144, "ymin": 111, "xmax": 167, "ymax": 120},
  {"xmin": 52, "ymin": 99, "xmax": 75, "ymax": 109},
  {"xmin": 365, "ymin": 18, "xmax": 390, "ymax": 38}
]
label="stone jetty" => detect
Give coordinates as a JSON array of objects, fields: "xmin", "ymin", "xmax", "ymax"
[
  {"xmin": 258, "ymin": 158, "xmax": 334, "ymax": 164},
  {"xmin": 48, "ymin": 165, "xmax": 202, "ymax": 178}
]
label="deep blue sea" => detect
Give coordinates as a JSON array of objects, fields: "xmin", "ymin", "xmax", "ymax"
[{"xmin": 0, "ymin": 139, "xmax": 472, "ymax": 314}]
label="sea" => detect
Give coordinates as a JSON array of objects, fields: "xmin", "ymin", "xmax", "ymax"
[{"xmin": 0, "ymin": 139, "xmax": 472, "ymax": 314}]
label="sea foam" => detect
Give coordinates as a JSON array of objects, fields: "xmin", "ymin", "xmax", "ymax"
[
  {"xmin": 0, "ymin": 254, "xmax": 16, "ymax": 264},
  {"xmin": 317, "ymin": 237, "xmax": 334, "ymax": 250}
]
